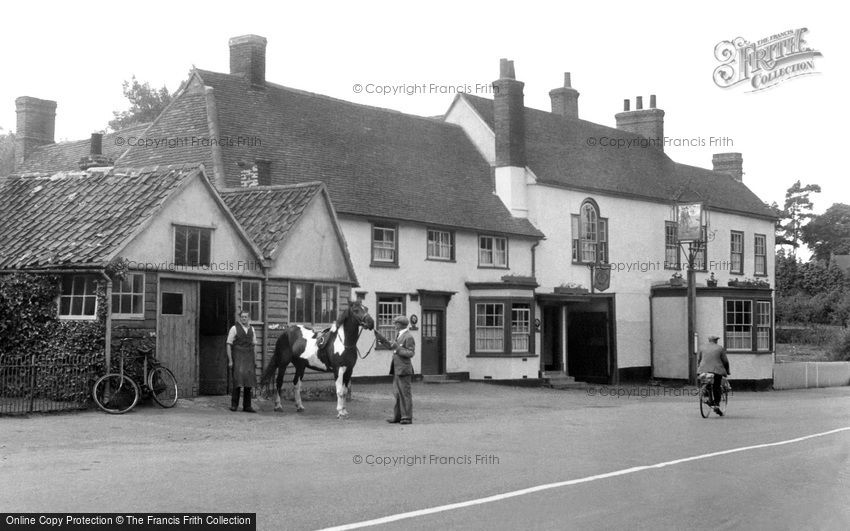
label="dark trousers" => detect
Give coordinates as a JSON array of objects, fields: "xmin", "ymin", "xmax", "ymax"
[
  {"xmin": 711, "ymin": 374, "xmax": 723, "ymax": 405},
  {"xmin": 392, "ymin": 374, "xmax": 412, "ymax": 421},
  {"xmin": 231, "ymin": 387, "xmax": 252, "ymax": 410}
]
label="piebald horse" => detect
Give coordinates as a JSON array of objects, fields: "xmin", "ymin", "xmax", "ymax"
[{"xmin": 260, "ymin": 300, "xmax": 375, "ymax": 418}]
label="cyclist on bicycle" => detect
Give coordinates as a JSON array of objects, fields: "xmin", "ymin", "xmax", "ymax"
[{"xmin": 697, "ymin": 335, "xmax": 731, "ymax": 416}]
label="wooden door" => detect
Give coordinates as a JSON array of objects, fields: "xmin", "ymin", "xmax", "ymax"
[
  {"xmin": 158, "ymin": 278, "xmax": 198, "ymax": 397},
  {"xmin": 420, "ymin": 310, "xmax": 444, "ymax": 375}
]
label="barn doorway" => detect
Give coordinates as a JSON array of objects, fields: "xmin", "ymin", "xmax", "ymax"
[{"xmin": 199, "ymin": 281, "xmax": 234, "ymax": 395}]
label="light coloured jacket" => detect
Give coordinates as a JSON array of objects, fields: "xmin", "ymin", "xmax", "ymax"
[{"xmin": 697, "ymin": 342, "xmax": 730, "ymax": 376}]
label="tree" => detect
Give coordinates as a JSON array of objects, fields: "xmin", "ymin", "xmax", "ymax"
[
  {"xmin": 0, "ymin": 127, "xmax": 14, "ymax": 177},
  {"xmin": 801, "ymin": 203, "xmax": 850, "ymax": 262},
  {"xmin": 108, "ymin": 76, "xmax": 173, "ymax": 131},
  {"xmin": 778, "ymin": 180, "xmax": 821, "ymax": 257},
  {"xmin": 774, "ymin": 248, "xmax": 801, "ymax": 295},
  {"xmin": 769, "ymin": 201, "xmax": 790, "ymax": 248}
]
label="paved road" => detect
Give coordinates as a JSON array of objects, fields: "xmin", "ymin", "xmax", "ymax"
[{"xmin": 1, "ymin": 383, "xmax": 848, "ymax": 530}]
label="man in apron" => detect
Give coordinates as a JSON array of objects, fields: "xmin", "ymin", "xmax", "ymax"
[{"xmin": 226, "ymin": 310, "xmax": 258, "ymax": 412}]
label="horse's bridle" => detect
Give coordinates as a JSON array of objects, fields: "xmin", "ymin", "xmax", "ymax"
[{"xmin": 346, "ymin": 303, "xmax": 376, "ymax": 359}]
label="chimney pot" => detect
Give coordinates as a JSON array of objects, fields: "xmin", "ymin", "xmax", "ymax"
[
  {"xmin": 90, "ymin": 133, "xmax": 103, "ymax": 156},
  {"xmin": 623, "ymin": 99, "xmax": 630, "ymax": 111},
  {"xmin": 499, "ymin": 58, "xmax": 516, "ymax": 79},
  {"xmin": 615, "ymin": 95, "xmax": 665, "ymax": 150},
  {"xmin": 564, "ymin": 72, "xmax": 572, "ymax": 87},
  {"xmin": 229, "ymin": 34, "xmax": 267, "ymax": 87}
]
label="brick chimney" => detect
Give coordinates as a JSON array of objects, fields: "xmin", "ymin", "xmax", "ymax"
[
  {"xmin": 615, "ymin": 95, "xmax": 665, "ymax": 150},
  {"xmin": 229, "ymin": 35, "xmax": 267, "ymax": 87},
  {"xmin": 79, "ymin": 133, "xmax": 114, "ymax": 170},
  {"xmin": 549, "ymin": 72, "xmax": 580, "ymax": 119},
  {"xmin": 712, "ymin": 152, "xmax": 744, "ymax": 181},
  {"xmin": 491, "ymin": 59, "xmax": 528, "ymax": 218},
  {"xmin": 15, "ymin": 96, "xmax": 56, "ymax": 169},
  {"xmin": 90, "ymin": 133, "xmax": 103, "ymax": 156},
  {"xmin": 492, "ymin": 58, "xmax": 526, "ymax": 168}
]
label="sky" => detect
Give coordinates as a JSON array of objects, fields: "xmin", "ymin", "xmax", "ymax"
[{"xmin": 0, "ymin": 0, "xmax": 846, "ymax": 215}]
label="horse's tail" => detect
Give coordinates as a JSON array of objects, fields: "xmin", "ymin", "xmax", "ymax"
[{"xmin": 260, "ymin": 331, "xmax": 289, "ymax": 388}]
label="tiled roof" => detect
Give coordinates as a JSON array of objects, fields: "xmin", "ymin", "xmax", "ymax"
[
  {"xmin": 0, "ymin": 165, "xmax": 201, "ymax": 269},
  {"xmin": 15, "ymin": 123, "xmax": 150, "ymax": 174},
  {"xmin": 120, "ymin": 69, "xmax": 542, "ymax": 239},
  {"xmin": 459, "ymin": 94, "xmax": 775, "ymax": 219},
  {"xmin": 118, "ymin": 90, "xmax": 214, "ymax": 168},
  {"xmin": 220, "ymin": 182, "xmax": 324, "ymax": 259},
  {"xmin": 221, "ymin": 182, "xmax": 359, "ymax": 283}
]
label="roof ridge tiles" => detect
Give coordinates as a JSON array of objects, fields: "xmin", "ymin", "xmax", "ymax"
[
  {"xmin": 194, "ymin": 68, "xmax": 463, "ymax": 129},
  {"xmin": 219, "ymin": 181, "xmax": 325, "ymax": 193}
]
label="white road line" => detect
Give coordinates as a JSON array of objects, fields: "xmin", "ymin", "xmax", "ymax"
[{"xmin": 318, "ymin": 426, "xmax": 850, "ymax": 531}]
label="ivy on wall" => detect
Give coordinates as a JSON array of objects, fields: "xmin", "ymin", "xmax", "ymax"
[{"xmin": 0, "ymin": 273, "xmax": 106, "ymax": 400}]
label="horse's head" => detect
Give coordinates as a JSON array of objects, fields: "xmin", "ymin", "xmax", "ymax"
[{"xmin": 346, "ymin": 300, "xmax": 375, "ymax": 331}]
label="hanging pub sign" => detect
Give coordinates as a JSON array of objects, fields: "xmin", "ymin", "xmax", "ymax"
[
  {"xmin": 593, "ymin": 264, "xmax": 611, "ymax": 292},
  {"xmin": 677, "ymin": 203, "xmax": 704, "ymax": 242}
]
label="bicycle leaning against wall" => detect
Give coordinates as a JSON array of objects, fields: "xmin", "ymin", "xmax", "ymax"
[{"xmin": 92, "ymin": 335, "xmax": 179, "ymax": 414}]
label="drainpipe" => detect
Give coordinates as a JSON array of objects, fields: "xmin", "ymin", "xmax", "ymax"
[
  {"xmin": 648, "ymin": 293, "xmax": 654, "ymax": 379},
  {"xmin": 100, "ymin": 272, "xmax": 113, "ymax": 370},
  {"xmin": 262, "ymin": 267, "xmax": 270, "ymax": 373},
  {"xmin": 531, "ymin": 240, "xmax": 540, "ymax": 279}
]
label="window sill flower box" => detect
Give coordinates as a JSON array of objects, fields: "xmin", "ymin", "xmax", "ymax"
[
  {"xmin": 554, "ymin": 284, "xmax": 588, "ymax": 295},
  {"xmin": 727, "ymin": 278, "xmax": 770, "ymax": 288}
]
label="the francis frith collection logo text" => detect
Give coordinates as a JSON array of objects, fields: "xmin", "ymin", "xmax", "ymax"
[{"xmin": 713, "ymin": 28, "xmax": 822, "ymax": 92}]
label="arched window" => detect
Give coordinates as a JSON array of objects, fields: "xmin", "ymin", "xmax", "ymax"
[{"xmin": 571, "ymin": 200, "xmax": 608, "ymax": 264}]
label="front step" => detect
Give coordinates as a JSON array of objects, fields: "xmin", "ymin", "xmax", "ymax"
[
  {"xmin": 422, "ymin": 374, "xmax": 463, "ymax": 384},
  {"xmin": 542, "ymin": 372, "xmax": 587, "ymax": 389}
]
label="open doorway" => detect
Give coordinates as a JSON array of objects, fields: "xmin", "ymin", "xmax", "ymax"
[
  {"xmin": 567, "ymin": 300, "xmax": 613, "ymax": 384},
  {"xmin": 542, "ymin": 305, "xmax": 562, "ymax": 372},
  {"xmin": 199, "ymin": 281, "xmax": 234, "ymax": 395}
]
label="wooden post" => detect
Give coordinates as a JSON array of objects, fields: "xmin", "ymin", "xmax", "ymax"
[{"xmin": 687, "ymin": 260, "xmax": 697, "ymax": 385}]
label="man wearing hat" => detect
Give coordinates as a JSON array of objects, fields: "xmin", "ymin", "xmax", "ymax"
[
  {"xmin": 377, "ymin": 315, "xmax": 416, "ymax": 424},
  {"xmin": 697, "ymin": 335, "xmax": 731, "ymax": 415}
]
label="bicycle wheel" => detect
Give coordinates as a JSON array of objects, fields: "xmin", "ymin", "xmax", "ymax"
[
  {"xmin": 699, "ymin": 384, "xmax": 712, "ymax": 418},
  {"xmin": 92, "ymin": 374, "xmax": 140, "ymax": 414},
  {"xmin": 148, "ymin": 366, "xmax": 178, "ymax": 408}
]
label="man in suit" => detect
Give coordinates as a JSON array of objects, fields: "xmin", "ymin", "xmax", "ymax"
[
  {"xmin": 697, "ymin": 334, "xmax": 731, "ymax": 416},
  {"xmin": 380, "ymin": 315, "xmax": 415, "ymax": 425}
]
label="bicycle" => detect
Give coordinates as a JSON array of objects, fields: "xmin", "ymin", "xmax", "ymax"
[
  {"xmin": 698, "ymin": 372, "xmax": 730, "ymax": 418},
  {"xmin": 92, "ymin": 336, "xmax": 179, "ymax": 414}
]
